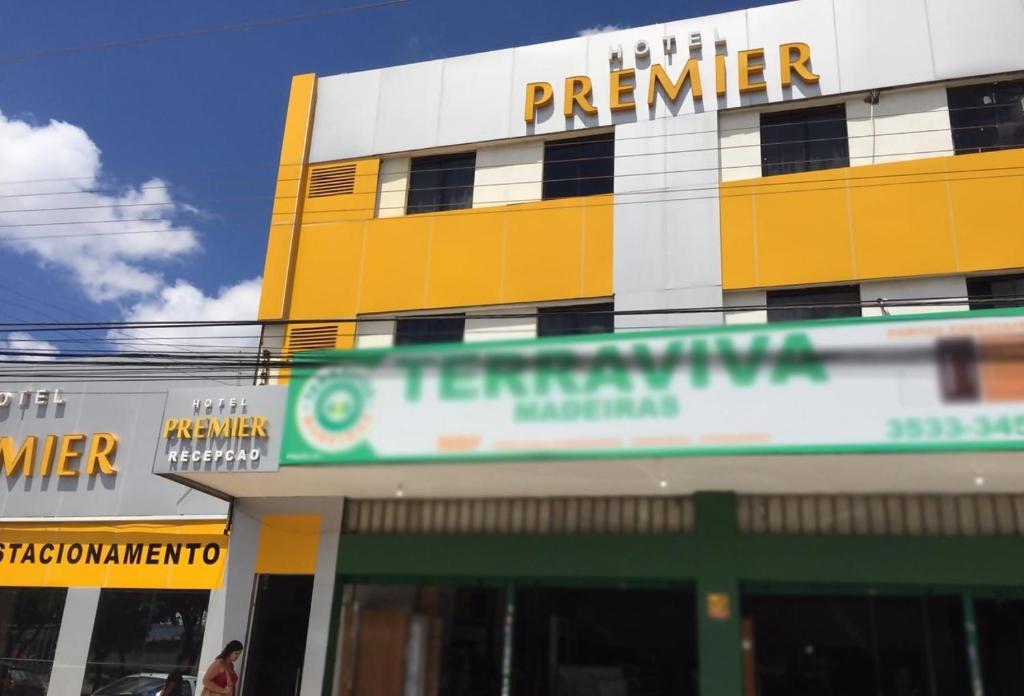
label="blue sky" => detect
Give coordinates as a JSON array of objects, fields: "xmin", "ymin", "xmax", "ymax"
[{"xmin": 0, "ymin": 0, "xmax": 778, "ymax": 353}]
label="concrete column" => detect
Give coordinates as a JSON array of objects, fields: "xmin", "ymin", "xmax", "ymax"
[
  {"xmin": 299, "ymin": 500, "xmax": 344, "ymax": 696},
  {"xmin": 694, "ymin": 492, "xmax": 742, "ymax": 696},
  {"xmin": 47, "ymin": 588, "xmax": 100, "ymax": 696}
]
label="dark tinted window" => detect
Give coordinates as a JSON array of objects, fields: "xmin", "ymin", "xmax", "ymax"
[
  {"xmin": 0, "ymin": 587, "xmax": 65, "ymax": 693},
  {"xmin": 766, "ymin": 285, "xmax": 861, "ymax": 322},
  {"xmin": 542, "ymin": 133, "xmax": 614, "ymax": 200},
  {"xmin": 948, "ymin": 80, "xmax": 1024, "ymax": 155},
  {"xmin": 83, "ymin": 590, "xmax": 207, "ymax": 695},
  {"xmin": 761, "ymin": 104, "xmax": 849, "ymax": 176},
  {"xmin": 406, "ymin": 152, "xmax": 475, "ymax": 214},
  {"xmin": 394, "ymin": 316, "xmax": 465, "ymax": 345},
  {"xmin": 744, "ymin": 594, "xmax": 969, "ymax": 696},
  {"xmin": 975, "ymin": 598, "xmax": 1024, "ymax": 696},
  {"xmin": 537, "ymin": 303, "xmax": 614, "ymax": 337},
  {"xmin": 966, "ymin": 273, "xmax": 1024, "ymax": 310}
]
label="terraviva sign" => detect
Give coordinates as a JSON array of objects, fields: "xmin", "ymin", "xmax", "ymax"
[{"xmin": 281, "ymin": 310, "xmax": 1024, "ymax": 465}]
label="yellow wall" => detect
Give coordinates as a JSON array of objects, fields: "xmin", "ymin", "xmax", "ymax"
[
  {"xmin": 282, "ymin": 193, "xmax": 613, "ymax": 322},
  {"xmin": 254, "ymin": 514, "xmax": 321, "ymax": 574},
  {"xmin": 721, "ymin": 148, "xmax": 1024, "ymax": 289}
]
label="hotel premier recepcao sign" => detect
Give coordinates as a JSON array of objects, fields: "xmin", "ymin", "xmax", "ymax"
[
  {"xmin": 282, "ymin": 309, "xmax": 1024, "ymax": 465},
  {"xmin": 524, "ymin": 32, "xmax": 819, "ymax": 122}
]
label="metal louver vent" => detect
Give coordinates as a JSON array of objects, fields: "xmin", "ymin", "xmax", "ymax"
[
  {"xmin": 286, "ymin": 324, "xmax": 338, "ymax": 353},
  {"xmin": 308, "ymin": 164, "xmax": 357, "ymax": 198},
  {"xmin": 342, "ymin": 497, "xmax": 694, "ymax": 535},
  {"xmin": 738, "ymin": 494, "xmax": 1024, "ymax": 536}
]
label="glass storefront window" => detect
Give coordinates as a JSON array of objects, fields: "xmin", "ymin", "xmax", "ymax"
[
  {"xmin": 743, "ymin": 594, "xmax": 970, "ymax": 696},
  {"xmin": 338, "ymin": 585, "xmax": 506, "ymax": 696},
  {"xmin": 82, "ymin": 589, "xmax": 209, "ymax": 696},
  {"xmin": 0, "ymin": 587, "xmax": 66, "ymax": 695},
  {"xmin": 975, "ymin": 598, "xmax": 1024, "ymax": 696}
]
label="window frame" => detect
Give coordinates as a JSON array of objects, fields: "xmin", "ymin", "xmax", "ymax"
[
  {"xmin": 765, "ymin": 285, "xmax": 862, "ymax": 322},
  {"xmin": 405, "ymin": 151, "xmax": 477, "ymax": 215},
  {"xmin": 759, "ymin": 103, "xmax": 851, "ymax": 177},
  {"xmin": 393, "ymin": 315, "xmax": 466, "ymax": 345},
  {"xmin": 542, "ymin": 132, "xmax": 615, "ymax": 201},
  {"xmin": 536, "ymin": 302, "xmax": 615, "ymax": 338},
  {"xmin": 947, "ymin": 79, "xmax": 1024, "ymax": 156}
]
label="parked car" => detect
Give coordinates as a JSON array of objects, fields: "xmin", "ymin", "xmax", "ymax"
[
  {"xmin": 0, "ymin": 662, "xmax": 46, "ymax": 696},
  {"xmin": 92, "ymin": 673, "xmax": 198, "ymax": 696}
]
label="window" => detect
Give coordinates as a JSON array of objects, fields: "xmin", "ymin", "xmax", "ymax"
[
  {"xmin": 406, "ymin": 152, "xmax": 476, "ymax": 214},
  {"xmin": 394, "ymin": 316, "xmax": 465, "ymax": 345},
  {"xmin": 542, "ymin": 133, "xmax": 614, "ymax": 200},
  {"xmin": 966, "ymin": 273, "xmax": 1024, "ymax": 310},
  {"xmin": 948, "ymin": 80, "xmax": 1024, "ymax": 155},
  {"xmin": 766, "ymin": 285, "xmax": 861, "ymax": 322},
  {"xmin": 743, "ymin": 594, "xmax": 970, "ymax": 696},
  {"xmin": 760, "ymin": 104, "xmax": 849, "ymax": 176},
  {"xmin": 537, "ymin": 303, "xmax": 614, "ymax": 337},
  {"xmin": 0, "ymin": 587, "xmax": 66, "ymax": 694},
  {"xmin": 83, "ymin": 590, "xmax": 208, "ymax": 695}
]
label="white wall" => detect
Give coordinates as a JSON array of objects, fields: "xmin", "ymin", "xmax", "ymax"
[
  {"xmin": 718, "ymin": 110, "xmax": 761, "ymax": 182},
  {"xmin": 473, "ymin": 141, "xmax": 543, "ymax": 208},
  {"xmin": 615, "ymin": 111, "xmax": 724, "ymax": 330},
  {"xmin": 464, "ymin": 307, "xmax": 537, "ymax": 342},
  {"xmin": 47, "ymin": 589, "xmax": 100, "ymax": 696},
  {"xmin": 376, "ymin": 158, "xmax": 410, "ymax": 218},
  {"xmin": 355, "ymin": 317, "xmax": 396, "ymax": 348},
  {"xmin": 847, "ymin": 86, "xmax": 954, "ymax": 166},
  {"xmin": 860, "ymin": 276, "xmax": 968, "ymax": 317},
  {"xmin": 724, "ymin": 289, "xmax": 768, "ymax": 324},
  {"xmin": 309, "ymin": 0, "xmax": 1024, "ymax": 163}
]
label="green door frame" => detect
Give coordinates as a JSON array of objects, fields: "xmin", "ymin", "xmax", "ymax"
[{"xmin": 324, "ymin": 492, "xmax": 1024, "ymax": 696}]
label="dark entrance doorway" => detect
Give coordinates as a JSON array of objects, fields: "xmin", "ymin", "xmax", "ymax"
[
  {"xmin": 242, "ymin": 575, "xmax": 314, "ymax": 696},
  {"xmin": 512, "ymin": 586, "xmax": 698, "ymax": 696}
]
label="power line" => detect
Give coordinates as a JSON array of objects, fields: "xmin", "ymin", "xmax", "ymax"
[{"xmin": 0, "ymin": 0, "xmax": 410, "ymax": 64}]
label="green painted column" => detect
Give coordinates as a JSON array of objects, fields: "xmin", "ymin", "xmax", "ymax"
[{"xmin": 694, "ymin": 492, "xmax": 743, "ymax": 696}]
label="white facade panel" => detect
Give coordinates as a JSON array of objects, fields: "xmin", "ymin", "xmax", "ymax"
[
  {"xmin": 473, "ymin": 141, "xmax": 543, "ymax": 208},
  {"xmin": 832, "ymin": 0, "xmax": 935, "ymax": 93},
  {"xmin": 309, "ymin": 70, "xmax": 381, "ymax": 164},
  {"xmin": 308, "ymin": 0, "xmax": 1024, "ymax": 162},
  {"xmin": 372, "ymin": 59, "xmax": 446, "ymax": 155},
  {"xmin": 355, "ymin": 317, "xmax": 396, "ymax": 348},
  {"xmin": 860, "ymin": 276, "xmax": 969, "ymax": 317},
  {"xmin": 437, "ymin": 49, "xmax": 516, "ymax": 146},
  {"xmin": 847, "ymin": 86, "xmax": 953, "ymax": 166},
  {"xmin": 926, "ymin": 0, "xmax": 1024, "ymax": 79},
  {"xmin": 719, "ymin": 110, "xmax": 761, "ymax": 181},
  {"xmin": 724, "ymin": 289, "xmax": 768, "ymax": 324},
  {"xmin": 376, "ymin": 157, "xmax": 410, "ymax": 218},
  {"xmin": 464, "ymin": 308, "xmax": 537, "ymax": 342}
]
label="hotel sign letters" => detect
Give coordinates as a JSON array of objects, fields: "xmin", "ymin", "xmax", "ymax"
[{"xmin": 524, "ymin": 34, "xmax": 819, "ymax": 122}]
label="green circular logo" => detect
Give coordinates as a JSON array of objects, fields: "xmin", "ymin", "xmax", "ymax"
[
  {"xmin": 297, "ymin": 366, "xmax": 375, "ymax": 452},
  {"xmin": 315, "ymin": 382, "xmax": 364, "ymax": 432}
]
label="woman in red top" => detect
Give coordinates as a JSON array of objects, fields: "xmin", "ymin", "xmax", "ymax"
[{"xmin": 202, "ymin": 641, "xmax": 243, "ymax": 696}]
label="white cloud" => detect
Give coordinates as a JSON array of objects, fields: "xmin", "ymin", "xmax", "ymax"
[
  {"xmin": 0, "ymin": 331, "xmax": 59, "ymax": 361},
  {"xmin": 577, "ymin": 24, "xmax": 626, "ymax": 36},
  {"xmin": 112, "ymin": 278, "xmax": 263, "ymax": 352},
  {"xmin": 0, "ymin": 111, "xmax": 199, "ymax": 302}
]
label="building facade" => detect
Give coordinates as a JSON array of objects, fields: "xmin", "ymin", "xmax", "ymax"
[
  {"xmin": 169, "ymin": 1, "xmax": 1024, "ymax": 696},
  {"xmin": 0, "ymin": 376, "xmax": 237, "ymax": 696}
]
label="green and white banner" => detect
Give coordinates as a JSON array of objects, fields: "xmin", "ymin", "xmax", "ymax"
[{"xmin": 281, "ymin": 309, "xmax": 1024, "ymax": 465}]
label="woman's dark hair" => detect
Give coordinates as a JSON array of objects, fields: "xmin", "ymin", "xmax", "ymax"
[{"xmin": 216, "ymin": 641, "xmax": 244, "ymax": 660}]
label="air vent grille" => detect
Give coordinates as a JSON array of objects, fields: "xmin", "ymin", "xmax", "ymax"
[
  {"xmin": 285, "ymin": 324, "xmax": 339, "ymax": 354},
  {"xmin": 343, "ymin": 497, "xmax": 694, "ymax": 535},
  {"xmin": 308, "ymin": 164, "xmax": 357, "ymax": 198},
  {"xmin": 738, "ymin": 494, "xmax": 1024, "ymax": 536}
]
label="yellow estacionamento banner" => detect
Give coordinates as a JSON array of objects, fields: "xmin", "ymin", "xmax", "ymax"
[{"xmin": 0, "ymin": 520, "xmax": 227, "ymax": 589}]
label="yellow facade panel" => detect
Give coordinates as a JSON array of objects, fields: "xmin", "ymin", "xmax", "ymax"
[
  {"xmin": 426, "ymin": 211, "xmax": 504, "ymax": 309},
  {"xmin": 948, "ymin": 149, "xmax": 1024, "ymax": 273},
  {"xmin": 581, "ymin": 196, "xmax": 615, "ymax": 298},
  {"xmin": 503, "ymin": 200, "xmax": 586, "ymax": 302},
  {"xmin": 258, "ymin": 226, "xmax": 297, "ymax": 320},
  {"xmin": 719, "ymin": 186, "xmax": 758, "ymax": 289},
  {"xmin": 721, "ymin": 149, "xmax": 1024, "ymax": 290},
  {"xmin": 358, "ymin": 216, "xmax": 432, "ymax": 313},
  {"xmin": 848, "ymin": 170, "xmax": 955, "ymax": 280},
  {"xmin": 288, "ymin": 222, "xmax": 365, "ymax": 320},
  {"xmin": 254, "ymin": 514, "xmax": 321, "ymax": 575},
  {"xmin": 753, "ymin": 175, "xmax": 853, "ymax": 287}
]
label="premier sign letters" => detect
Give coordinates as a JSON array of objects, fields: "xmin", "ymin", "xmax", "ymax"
[
  {"xmin": 1, "ymin": 433, "xmax": 117, "ymax": 478},
  {"xmin": 161, "ymin": 395, "xmax": 269, "ymax": 469},
  {"xmin": 525, "ymin": 39, "xmax": 818, "ymax": 122}
]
